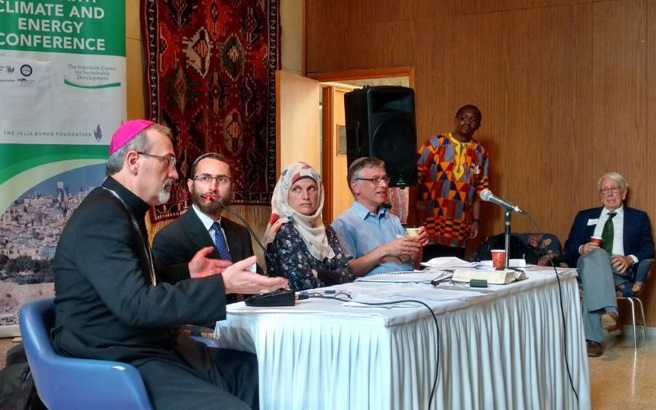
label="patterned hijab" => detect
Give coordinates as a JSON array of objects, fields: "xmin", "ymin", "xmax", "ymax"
[{"xmin": 263, "ymin": 162, "xmax": 335, "ymax": 261}]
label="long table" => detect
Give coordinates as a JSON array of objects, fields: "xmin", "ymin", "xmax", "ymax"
[{"xmin": 215, "ymin": 268, "xmax": 591, "ymax": 409}]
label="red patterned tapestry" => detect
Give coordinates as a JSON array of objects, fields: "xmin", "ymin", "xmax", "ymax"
[{"xmin": 141, "ymin": 0, "xmax": 279, "ymax": 222}]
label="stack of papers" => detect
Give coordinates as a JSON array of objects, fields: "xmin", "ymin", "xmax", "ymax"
[
  {"xmin": 356, "ymin": 270, "xmax": 449, "ymax": 283},
  {"xmin": 421, "ymin": 257, "xmax": 479, "ymax": 270}
]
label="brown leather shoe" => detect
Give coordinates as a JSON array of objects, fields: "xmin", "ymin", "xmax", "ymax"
[
  {"xmin": 587, "ymin": 340, "xmax": 603, "ymax": 357},
  {"xmin": 600, "ymin": 311, "xmax": 622, "ymax": 336}
]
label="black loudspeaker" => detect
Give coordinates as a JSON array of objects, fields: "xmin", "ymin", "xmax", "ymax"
[{"xmin": 344, "ymin": 86, "xmax": 417, "ymax": 187}]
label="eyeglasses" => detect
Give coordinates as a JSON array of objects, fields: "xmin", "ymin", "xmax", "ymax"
[
  {"xmin": 356, "ymin": 175, "xmax": 390, "ymax": 185},
  {"xmin": 599, "ymin": 187, "xmax": 622, "ymax": 196},
  {"xmin": 456, "ymin": 115, "xmax": 480, "ymax": 125},
  {"xmin": 193, "ymin": 173, "xmax": 232, "ymax": 185},
  {"xmin": 136, "ymin": 152, "xmax": 176, "ymax": 168}
]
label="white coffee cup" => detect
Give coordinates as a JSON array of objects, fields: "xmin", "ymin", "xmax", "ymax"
[{"xmin": 405, "ymin": 227, "xmax": 420, "ymax": 237}]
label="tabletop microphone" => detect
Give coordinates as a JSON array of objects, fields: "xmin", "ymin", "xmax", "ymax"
[
  {"xmin": 200, "ymin": 193, "xmax": 274, "ymax": 269},
  {"xmin": 479, "ymin": 189, "xmax": 526, "ymax": 214}
]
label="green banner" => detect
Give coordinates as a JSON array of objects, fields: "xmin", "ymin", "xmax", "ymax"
[
  {"xmin": 0, "ymin": 144, "xmax": 108, "ymax": 185},
  {"xmin": 0, "ymin": 0, "xmax": 126, "ymax": 333},
  {"xmin": 0, "ymin": 0, "xmax": 125, "ymax": 56}
]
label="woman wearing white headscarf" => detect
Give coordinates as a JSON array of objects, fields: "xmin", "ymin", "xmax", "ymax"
[{"xmin": 263, "ymin": 162, "xmax": 354, "ymax": 290}]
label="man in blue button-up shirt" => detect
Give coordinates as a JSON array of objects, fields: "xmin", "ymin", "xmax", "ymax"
[{"xmin": 332, "ymin": 157, "xmax": 428, "ymax": 277}]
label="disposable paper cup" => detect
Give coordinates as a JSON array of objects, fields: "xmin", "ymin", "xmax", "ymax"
[
  {"xmin": 491, "ymin": 249, "xmax": 506, "ymax": 269},
  {"xmin": 590, "ymin": 236, "xmax": 603, "ymax": 246},
  {"xmin": 405, "ymin": 228, "xmax": 420, "ymax": 237}
]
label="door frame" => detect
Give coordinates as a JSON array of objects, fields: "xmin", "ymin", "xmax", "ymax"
[
  {"xmin": 308, "ymin": 66, "xmax": 415, "ymax": 84},
  {"xmin": 309, "ymin": 67, "xmax": 415, "ymax": 223}
]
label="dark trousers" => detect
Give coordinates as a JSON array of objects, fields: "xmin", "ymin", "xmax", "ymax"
[
  {"xmin": 422, "ymin": 244, "xmax": 466, "ymax": 261},
  {"xmin": 137, "ymin": 338, "xmax": 259, "ymax": 410}
]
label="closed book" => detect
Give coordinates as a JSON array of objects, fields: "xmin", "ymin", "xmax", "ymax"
[{"xmin": 452, "ymin": 268, "xmax": 527, "ymax": 285}]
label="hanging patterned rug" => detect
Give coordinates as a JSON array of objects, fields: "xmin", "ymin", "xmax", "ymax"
[{"xmin": 141, "ymin": 0, "xmax": 279, "ymax": 223}]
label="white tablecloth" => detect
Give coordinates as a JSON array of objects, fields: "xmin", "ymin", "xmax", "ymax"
[{"xmin": 216, "ymin": 268, "xmax": 591, "ymax": 410}]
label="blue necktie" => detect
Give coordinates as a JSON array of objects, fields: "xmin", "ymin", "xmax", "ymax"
[{"xmin": 212, "ymin": 222, "xmax": 232, "ymax": 261}]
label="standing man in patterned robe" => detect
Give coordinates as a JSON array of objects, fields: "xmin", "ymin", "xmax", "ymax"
[{"xmin": 417, "ymin": 105, "xmax": 489, "ymax": 260}]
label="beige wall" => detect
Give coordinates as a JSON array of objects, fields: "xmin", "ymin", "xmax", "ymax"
[
  {"xmin": 305, "ymin": 0, "xmax": 656, "ymax": 320},
  {"xmin": 281, "ymin": 0, "xmax": 304, "ymax": 74},
  {"xmin": 306, "ymin": 0, "xmax": 656, "ymax": 240}
]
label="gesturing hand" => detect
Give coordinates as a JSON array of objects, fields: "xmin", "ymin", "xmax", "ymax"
[
  {"xmin": 188, "ymin": 246, "xmax": 232, "ymax": 279},
  {"xmin": 222, "ymin": 256, "xmax": 289, "ymax": 294}
]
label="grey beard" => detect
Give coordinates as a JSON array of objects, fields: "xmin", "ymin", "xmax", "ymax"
[
  {"xmin": 158, "ymin": 188, "xmax": 171, "ymax": 204},
  {"xmin": 158, "ymin": 179, "xmax": 174, "ymax": 204}
]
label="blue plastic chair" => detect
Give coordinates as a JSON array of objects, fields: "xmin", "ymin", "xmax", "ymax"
[
  {"xmin": 19, "ymin": 298, "xmax": 222, "ymax": 409},
  {"xmin": 19, "ymin": 298, "xmax": 153, "ymax": 409}
]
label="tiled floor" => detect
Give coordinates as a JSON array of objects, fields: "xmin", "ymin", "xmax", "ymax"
[
  {"xmin": 588, "ymin": 330, "xmax": 656, "ymax": 409},
  {"xmin": 2, "ymin": 330, "xmax": 655, "ymax": 407}
]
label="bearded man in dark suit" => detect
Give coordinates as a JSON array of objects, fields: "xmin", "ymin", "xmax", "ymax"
[
  {"xmin": 563, "ymin": 172, "xmax": 654, "ymax": 357},
  {"xmin": 153, "ymin": 153, "xmax": 257, "ymax": 302}
]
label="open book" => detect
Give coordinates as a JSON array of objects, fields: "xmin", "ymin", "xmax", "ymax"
[{"xmin": 452, "ymin": 268, "xmax": 527, "ymax": 285}]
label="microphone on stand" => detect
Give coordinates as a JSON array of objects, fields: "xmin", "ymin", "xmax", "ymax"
[
  {"xmin": 479, "ymin": 189, "xmax": 526, "ymax": 214},
  {"xmin": 200, "ymin": 193, "xmax": 274, "ymax": 270}
]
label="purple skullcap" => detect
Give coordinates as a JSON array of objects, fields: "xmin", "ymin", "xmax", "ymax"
[{"xmin": 109, "ymin": 119, "xmax": 154, "ymax": 155}]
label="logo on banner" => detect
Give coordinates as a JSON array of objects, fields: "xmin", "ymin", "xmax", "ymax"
[{"xmin": 20, "ymin": 64, "xmax": 33, "ymax": 77}]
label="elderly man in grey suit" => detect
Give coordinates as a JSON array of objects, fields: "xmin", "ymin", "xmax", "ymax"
[
  {"xmin": 153, "ymin": 153, "xmax": 257, "ymax": 302},
  {"xmin": 563, "ymin": 172, "xmax": 654, "ymax": 357}
]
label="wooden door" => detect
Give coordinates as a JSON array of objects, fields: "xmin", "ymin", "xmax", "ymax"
[{"xmin": 275, "ymin": 70, "xmax": 320, "ymax": 173}]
